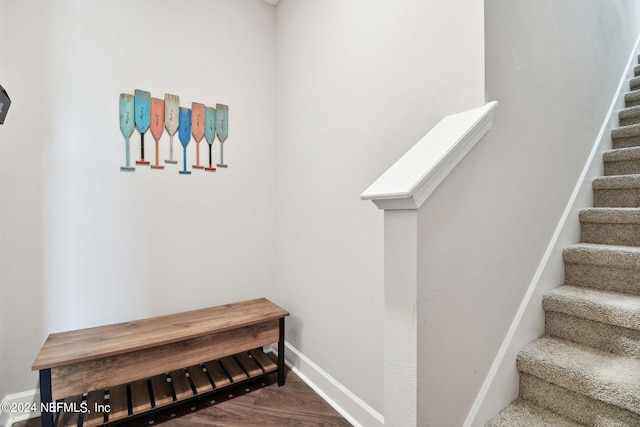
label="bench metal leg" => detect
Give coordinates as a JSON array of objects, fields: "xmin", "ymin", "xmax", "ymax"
[
  {"xmin": 278, "ymin": 317, "xmax": 285, "ymax": 386},
  {"xmin": 39, "ymin": 369, "xmax": 54, "ymax": 427}
]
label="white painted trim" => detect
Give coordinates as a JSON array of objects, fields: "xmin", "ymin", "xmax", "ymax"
[
  {"xmin": 0, "ymin": 389, "xmax": 40, "ymax": 427},
  {"xmin": 463, "ymin": 33, "xmax": 640, "ymax": 427},
  {"xmin": 361, "ymin": 101, "xmax": 498, "ymax": 210},
  {"xmin": 269, "ymin": 342, "xmax": 384, "ymax": 427}
]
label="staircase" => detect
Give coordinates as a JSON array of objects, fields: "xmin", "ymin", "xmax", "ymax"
[{"xmin": 488, "ymin": 58, "xmax": 640, "ymax": 426}]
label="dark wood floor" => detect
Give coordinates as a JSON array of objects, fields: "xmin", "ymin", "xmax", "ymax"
[{"xmin": 13, "ymin": 367, "xmax": 352, "ymax": 427}]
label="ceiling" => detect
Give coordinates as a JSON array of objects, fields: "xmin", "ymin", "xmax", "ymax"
[{"xmin": 261, "ymin": 0, "xmax": 281, "ymax": 5}]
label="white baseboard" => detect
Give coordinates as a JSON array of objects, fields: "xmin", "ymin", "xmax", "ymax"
[
  {"xmin": 463, "ymin": 32, "xmax": 640, "ymax": 427},
  {"xmin": 0, "ymin": 389, "xmax": 40, "ymax": 427},
  {"xmin": 269, "ymin": 342, "xmax": 384, "ymax": 427}
]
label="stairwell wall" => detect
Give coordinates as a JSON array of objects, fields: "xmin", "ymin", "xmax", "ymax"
[
  {"xmin": 414, "ymin": 1, "xmax": 640, "ymax": 426},
  {"xmin": 274, "ymin": 0, "xmax": 484, "ymax": 420},
  {"xmin": 0, "ymin": 0, "xmax": 277, "ymax": 400}
]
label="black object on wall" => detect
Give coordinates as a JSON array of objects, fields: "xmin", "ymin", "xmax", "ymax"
[{"xmin": 0, "ymin": 84, "xmax": 11, "ymax": 124}]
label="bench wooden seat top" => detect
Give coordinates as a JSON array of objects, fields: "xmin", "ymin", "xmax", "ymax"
[{"xmin": 33, "ymin": 298, "xmax": 289, "ymax": 371}]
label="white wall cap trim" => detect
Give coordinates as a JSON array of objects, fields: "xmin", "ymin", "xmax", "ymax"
[{"xmin": 361, "ymin": 101, "xmax": 498, "ymax": 210}]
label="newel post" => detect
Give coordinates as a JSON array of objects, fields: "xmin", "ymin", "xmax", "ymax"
[{"xmin": 361, "ymin": 101, "xmax": 497, "ymax": 426}]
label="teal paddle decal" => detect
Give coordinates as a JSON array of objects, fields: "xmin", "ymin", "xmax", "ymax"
[
  {"xmin": 135, "ymin": 89, "xmax": 151, "ymax": 165},
  {"xmin": 178, "ymin": 107, "xmax": 192, "ymax": 175},
  {"xmin": 119, "ymin": 94, "xmax": 135, "ymax": 172},
  {"xmin": 204, "ymin": 106, "xmax": 217, "ymax": 171}
]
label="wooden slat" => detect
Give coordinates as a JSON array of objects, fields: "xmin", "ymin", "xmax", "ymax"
[
  {"xmin": 220, "ymin": 356, "xmax": 248, "ymax": 383},
  {"xmin": 106, "ymin": 384, "xmax": 128, "ymax": 423},
  {"xmin": 203, "ymin": 361, "xmax": 231, "ymax": 388},
  {"xmin": 249, "ymin": 349, "xmax": 277, "ymax": 372},
  {"xmin": 83, "ymin": 390, "xmax": 106, "ymax": 427},
  {"xmin": 129, "ymin": 379, "xmax": 152, "ymax": 415},
  {"xmin": 149, "ymin": 374, "xmax": 174, "ymax": 408},
  {"xmin": 33, "ymin": 298, "xmax": 289, "ymax": 370},
  {"xmin": 187, "ymin": 365, "xmax": 213, "ymax": 394},
  {"xmin": 169, "ymin": 369, "xmax": 194, "ymax": 401},
  {"xmin": 56, "ymin": 394, "xmax": 83, "ymax": 427},
  {"xmin": 235, "ymin": 352, "xmax": 264, "ymax": 377},
  {"xmin": 50, "ymin": 320, "xmax": 279, "ymax": 399}
]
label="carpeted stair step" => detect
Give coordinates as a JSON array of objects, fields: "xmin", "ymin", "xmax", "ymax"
[
  {"xmin": 631, "ymin": 76, "xmax": 640, "ymax": 91},
  {"xmin": 543, "ymin": 285, "xmax": 640, "ymax": 359},
  {"xmin": 619, "ymin": 105, "xmax": 640, "ymax": 126},
  {"xmin": 624, "ymin": 89, "xmax": 640, "ymax": 108},
  {"xmin": 611, "ymin": 123, "xmax": 640, "ymax": 149},
  {"xmin": 563, "ymin": 243, "xmax": 640, "ymax": 295},
  {"xmin": 486, "ymin": 398, "xmax": 582, "ymax": 427},
  {"xmin": 603, "ymin": 146, "xmax": 640, "ymax": 175},
  {"xmin": 580, "ymin": 208, "xmax": 640, "ymax": 246},
  {"xmin": 635, "ymin": 64, "xmax": 640, "ymax": 77},
  {"xmin": 517, "ymin": 336, "xmax": 640, "ymax": 416},
  {"xmin": 519, "ymin": 372, "xmax": 640, "ymax": 426},
  {"xmin": 593, "ymin": 174, "xmax": 640, "ymax": 207}
]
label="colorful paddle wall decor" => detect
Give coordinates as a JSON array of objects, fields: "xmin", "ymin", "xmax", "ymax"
[
  {"xmin": 119, "ymin": 94, "xmax": 136, "ymax": 172},
  {"xmin": 178, "ymin": 107, "xmax": 192, "ymax": 175},
  {"xmin": 204, "ymin": 106, "xmax": 217, "ymax": 172},
  {"xmin": 119, "ymin": 90, "xmax": 229, "ymax": 174},
  {"xmin": 150, "ymin": 97, "xmax": 165, "ymax": 170},
  {"xmin": 134, "ymin": 89, "xmax": 151, "ymax": 165},
  {"xmin": 216, "ymin": 104, "xmax": 229, "ymax": 168},
  {"xmin": 191, "ymin": 102, "xmax": 205, "ymax": 169},
  {"xmin": 164, "ymin": 94, "xmax": 179, "ymax": 165}
]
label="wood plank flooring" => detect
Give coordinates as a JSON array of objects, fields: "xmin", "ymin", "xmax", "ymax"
[{"xmin": 13, "ymin": 366, "xmax": 352, "ymax": 427}]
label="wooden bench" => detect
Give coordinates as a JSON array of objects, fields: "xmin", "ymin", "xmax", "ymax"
[{"xmin": 32, "ymin": 298, "xmax": 289, "ymax": 427}]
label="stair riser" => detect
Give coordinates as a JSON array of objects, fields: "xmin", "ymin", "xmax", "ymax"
[
  {"xmin": 612, "ymin": 136, "xmax": 640, "ymax": 149},
  {"xmin": 581, "ymin": 222, "xmax": 640, "ymax": 246},
  {"xmin": 604, "ymin": 159, "xmax": 640, "ymax": 176},
  {"xmin": 545, "ymin": 312, "xmax": 640, "ymax": 360},
  {"xmin": 625, "ymin": 92, "xmax": 640, "ymax": 108},
  {"xmin": 632, "ymin": 79, "xmax": 640, "ymax": 92},
  {"xmin": 520, "ymin": 373, "xmax": 640, "ymax": 426},
  {"xmin": 564, "ymin": 263, "xmax": 640, "ymax": 295},
  {"xmin": 593, "ymin": 188, "xmax": 640, "ymax": 207},
  {"xmin": 620, "ymin": 116, "xmax": 640, "ymax": 126}
]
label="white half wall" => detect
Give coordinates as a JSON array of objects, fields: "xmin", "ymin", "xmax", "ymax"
[
  {"xmin": 0, "ymin": 0, "xmax": 277, "ymax": 399},
  {"xmin": 414, "ymin": 1, "xmax": 640, "ymax": 425},
  {"xmin": 274, "ymin": 0, "xmax": 484, "ymax": 418}
]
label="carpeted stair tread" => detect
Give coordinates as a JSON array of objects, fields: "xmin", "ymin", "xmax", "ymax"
[
  {"xmin": 543, "ymin": 285, "xmax": 640, "ymax": 331},
  {"xmin": 592, "ymin": 174, "xmax": 640, "ymax": 190},
  {"xmin": 517, "ymin": 336, "xmax": 640, "ymax": 414},
  {"xmin": 624, "ymin": 89, "xmax": 640, "ymax": 108},
  {"xmin": 631, "ymin": 76, "xmax": 640, "ymax": 91},
  {"xmin": 580, "ymin": 207, "xmax": 640, "ymax": 246},
  {"xmin": 580, "ymin": 207, "xmax": 640, "ymax": 224},
  {"xmin": 619, "ymin": 105, "xmax": 640, "ymax": 126},
  {"xmin": 603, "ymin": 146, "xmax": 640, "ymax": 162},
  {"xmin": 520, "ymin": 373, "xmax": 640, "ymax": 426},
  {"xmin": 546, "ymin": 311, "xmax": 640, "ymax": 360},
  {"xmin": 603, "ymin": 147, "xmax": 640, "ymax": 175},
  {"xmin": 635, "ymin": 64, "xmax": 640, "ymax": 77},
  {"xmin": 486, "ymin": 399, "xmax": 582, "ymax": 427},
  {"xmin": 563, "ymin": 243, "xmax": 640, "ymax": 268},
  {"xmin": 612, "ymin": 123, "xmax": 640, "ymax": 140}
]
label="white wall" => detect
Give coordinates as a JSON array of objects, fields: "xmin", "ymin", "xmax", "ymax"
[
  {"xmin": 415, "ymin": 1, "xmax": 640, "ymax": 425},
  {"xmin": 0, "ymin": 0, "xmax": 277, "ymax": 399},
  {"xmin": 275, "ymin": 0, "xmax": 484, "ymax": 418}
]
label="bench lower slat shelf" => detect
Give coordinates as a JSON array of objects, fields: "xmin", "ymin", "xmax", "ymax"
[{"xmin": 51, "ymin": 348, "xmax": 279, "ymax": 427}]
